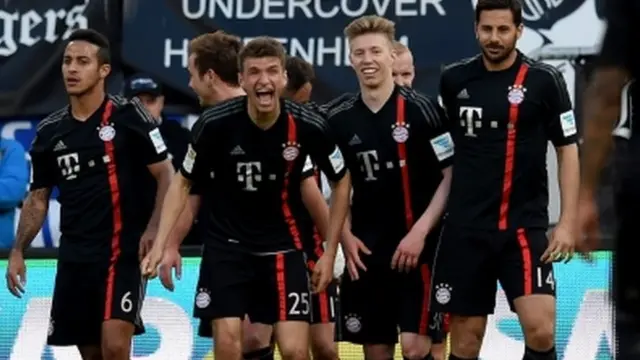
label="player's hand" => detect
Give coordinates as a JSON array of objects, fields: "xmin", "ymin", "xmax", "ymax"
[
  {"xmin": 6, "ymin": 249, "xmax": 26, "ymax": 298},
  {"xmin": 311, "ymin": 252, "xmax": 335, "ymax": 293},
  {"xmin": 138, "ymin": 227, "xmax": 157, "ymax": 261},
  {"xmin": 159, "ymin": 247, "xmax": 182, "ymax": 291},
  {"xmin": 541, "ymin": 222, "xmax": 576, "ymax": 264},
  {"xmin": 141, "ymin": 246, "xmax": 164, "ymax": 279},
  {"xmin": 341, "ymin": 231, "xmax": 371, "ymax": 281},
  {"xmin": 576, "ymin": 190, "xmax": 600, "ymax": 260},
  {"xmin": 391, "ymin": 230, "xmax": 425, "ymax": 272}
]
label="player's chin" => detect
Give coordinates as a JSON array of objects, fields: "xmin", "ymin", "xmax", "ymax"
[
  {"xmin": 64, "ymin": 85, "xmax": 88, "ymax": 96},
  {"xmin": 359, "ymin": 76, "xmax": 384, "ymax": 89}
]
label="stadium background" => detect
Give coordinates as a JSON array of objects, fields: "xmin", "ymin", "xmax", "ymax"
[{"xmin": 0, "ymin": 0, "xmax": 615, "ymax": 359}]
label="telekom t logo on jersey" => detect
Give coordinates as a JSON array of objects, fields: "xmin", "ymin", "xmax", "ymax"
[
  {"xmin": 459, "ymin": 106, "xmax": 483, "ymax": 137},
  {"xmin": 236, "ymin": 161, "xmax": 262, "ymax": 191},
  {"xmin": 356, "ymin": 150, "xmax": 379, "ymax": 181},
  {"xmin": 56, "ymin": 153, "xmax": 80, "ymax": 180}
]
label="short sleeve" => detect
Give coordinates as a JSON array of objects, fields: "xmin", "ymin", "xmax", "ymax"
[
  {"xmin": 180, "ymin": 117, "xmax": 211, "ymax": 185},
  {"xmin": 407, "ymin": 92, "xmax": 454, "ymax": 169},
  {"xmin": 29, "ymin": 132, "xmax": 56, "ymax": 191},
  {"xmin": 438, "ymin": 70, "xmax": 455, "ymax": 123},
  {"xmin": 301, "ymin": 155, "xmax": 316, "ymax": 179},
  {"xmin": 542, "ymin": 69, "xmax": 578, "ymax": 147},
  {"xmin": 122, "ymin": 101, "xmax": 168, "ymax": 165},
  {"xmin": 303, "ymin": 116, "xmax": 347, "ymax": 183},
  {"xmin": 598, "ymin": 0, "xmax": 633, "ymax": 71}
]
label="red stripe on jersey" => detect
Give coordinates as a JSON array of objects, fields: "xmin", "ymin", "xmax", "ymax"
[
  {"xmin": 396, "ymin": 96, "xmax": 414, "ymax": 230},
  {"xmin": 101, "ymin": 100, "xmax": 123, "ymax": 320},
  {"xmin": 281, "ymin": 113, "xmax": 303, "ymax": 250},
  {"xmin": 516, "ymin": 228, "xmax": 533, "ymax": 295},
  {"xmin": 276, "ymin": 253, "xmax": 287, "ymax": 321},
  {"xmin": 498, "ymin": 64, "xmax": 529, "ymax": 230}
]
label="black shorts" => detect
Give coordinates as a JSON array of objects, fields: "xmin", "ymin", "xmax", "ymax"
[
  {"xmin": 430, "ymin": 225, "xmax": 555, "ymax": 316},
  {"xmin": 47, "ymin": 260, "xmax": 145, "ymax": 346},
  {"xmin": 307, "ymin": 258, "xmax": 338, "ymax": 324},
  {"xmin": 195, "ymin": 247, "xmax": 310, "ymax": 337},
  {"xmin": 339, "ymin": 255, "xmax": 444, "ymax": 345}
]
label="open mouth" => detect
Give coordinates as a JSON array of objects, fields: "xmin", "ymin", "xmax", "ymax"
[
  {"xmin": 361, "ymin": 67, "xmax": 378, "ymax": 76},
  {"xmin": 66, "ymin": 78, "xmax": 80, "ymax": 86},
  {"xmin": 256, "ymin": 90, "xmax": 275, "ymax": 106}
]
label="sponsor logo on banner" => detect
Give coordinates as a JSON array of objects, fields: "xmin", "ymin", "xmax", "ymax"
[{"xmin": 0, "ymin": 255, "xmax": 614, "ymax": 359}]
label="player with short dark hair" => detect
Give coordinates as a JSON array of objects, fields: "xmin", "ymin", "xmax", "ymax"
[
  {"xmin": 240, "ymin": 55, "xmax": 345, "ymax": 360},
  {"xmin": 431, "ymin": 1, "xmax": 580, "ymax": 359},
  {"xmin": 5, "ymin": 28, "xmax": 174, "ymax": 360},
  {"xmin": 157, "ymin": 31, "xmax": 247, "ymax": 290},
  {"xmin": 577, "ymin": 0, "xmax": 640, "ymax": 358},
  {"xmin": 142, "ymin": 36, "xmax": 351, "ymax": 360},
  {"xmin": 331, "ymin": 15, "xmax": 450, "ymax": 360}
]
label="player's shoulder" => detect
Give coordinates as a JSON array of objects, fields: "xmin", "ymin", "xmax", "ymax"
[
  {"xmin": 522, "ymin": 56, "xmax": 565, "ymax": 86},
  {"xmin": 441, "ymin": 55, "xmax": 482, "ymax": 80},
  {"xmin": 398, "ymin": 86, "xmax": 444, "ymax": 125},
  {"xmin": 325, "ymin": 93, "xmax": 359, "ymax": 120},
  {"xmin": 286, "ymin": 99, "xmax": 327, "ymax": 130},
  {"xmin": 197, "ymin": 96, "xmax": 246, "ymax": 129},
  {"xmin": 109, "ymin": 94, "xmax": 161, "ymax": 125},
  {"xmin": 36, "ymin": 106, "xmax": 69, "ymax": 134},
  {"xmin": 322, "ymin": 92, "xmax": 355, "ymax": 111}
]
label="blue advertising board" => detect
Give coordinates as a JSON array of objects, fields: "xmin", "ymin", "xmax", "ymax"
[{"xmin": 0, "ymin": 253, "xmax": 613, "ymax": 359}]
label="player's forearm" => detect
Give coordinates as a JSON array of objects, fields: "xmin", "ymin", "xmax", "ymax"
[
  {"xmin": 166, "ymin": 196, "xmax": 201, "ymax": 250},
  {"xmin": 301, "ymin": 179, "xmax": 330, "ymax": 240},
  {"xmin": 580, "ymin": 68, "xmax": 627, "ymax": 193},
  {"xmin": 556, "ymin": 144, "xmax": 580, "ymax": 225},
  {"xmin": 413, "ymin": 166, "xmax": 452, "ymax": 237},
  {"xmin": 147, "ymin": 164, "xmax": 174, "ymax": 231},
  {"xmin": 13, "ymin": 188, "xmax": 50, "ymax": 252},
  {"xmin": 154, "ymin": 173, "xmax": 191, "ymax": 250},
  {"xmin": 327, "ymin": 172, "xmax": 351, "ymax": 255}
]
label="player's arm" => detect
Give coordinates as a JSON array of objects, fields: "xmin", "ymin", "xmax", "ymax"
[
  {"xmin": 305, "ymin": 118, "xmax": 350, "ymax": 258},
  {"xmin": 544, "ymin": 69, "xmax": 580, "ymax": 228},
  {"xmin": 151, "ymin": 119, "xmax": 210, "ymax": 252},
  {"xmin": 165, "ymin": 192, "xmax": 202, "ymax": 249},
  {"xmin": 581, "ymin": 0, "xmax": 633, "ymax": 193},
  {"xmin": 12, "ymin": 134, "xmax": 54, "ymax": 252},
  {"xmin": 124, "ymin": 104, "xmax": 174, "ymax": 233},
  {"xmin": 412, "ymin": 96, "xmax": 454, "ymax": 237},
  {"xmin": 300, "ymin": 156, "xmax": 330, "ymax": 240}
]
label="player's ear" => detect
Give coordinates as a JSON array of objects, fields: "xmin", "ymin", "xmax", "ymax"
[
  {"xmin": 474, "ymin": 22, "xmax": 480, "ymax": 40},
  {"xmin": 238, "ymin": 72, "xmax": 244, "ymax": 89},
  {"xmin": 99, "ymin": 63, "xmax": 111, "ymax": 79},
  {"xmin": 516, "ymin": 23, "xmax": 524, "ymax": 40}
]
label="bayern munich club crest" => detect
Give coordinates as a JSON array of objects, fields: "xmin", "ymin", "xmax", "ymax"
[
  {"xmin": 97, "ymin": 123, "xmax": 116, "ymax": 142},
  {"xmin": 391, "ymin": 123, "xmax": 410, "ymax": 143},
  {"xmin": 507, "ymin": 85, "xmax": 527, "ymax": 105},
  {"xmin": 282, "ymin": 141, "xmax": 300, "ymax": 161}
]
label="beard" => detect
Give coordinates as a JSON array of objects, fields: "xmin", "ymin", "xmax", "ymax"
[{"xmin": 481, "ymin": 43, "xmax": 516, "ymax": 64}]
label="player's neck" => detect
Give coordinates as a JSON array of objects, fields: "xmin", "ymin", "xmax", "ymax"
[
  {"xmin": 361, "ymin": 78, "xmax": 395, "ymax": 113},
  {"xmin": 482, "ymin": 50, "xmax": 518, "ymax": 72},
  {"xmin": 247, "ymin": 100, "xmax": 280, "ymax": 130},
  {"xmin": 216, "ymin": 85, "xmax": 246, "ymax": 103},
  {"xmin": 70, "ymin": 88, "xmax": 106, "ymax": 121}
]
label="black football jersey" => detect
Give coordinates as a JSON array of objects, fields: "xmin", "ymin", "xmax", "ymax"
[
  {"xmin": 30, "ymin": 95, "xmax": 168, "ymax": 262},
  {"xmin": 179, "ymin": 96, "xmax": 347, "ymax": 253},
  {"xmin": 440, "ymin": 52, "xmax": 578, "ymax": 230},
  {"xmin": 327, "ymin": 86, "xmax": 453, "ymax": 256}
]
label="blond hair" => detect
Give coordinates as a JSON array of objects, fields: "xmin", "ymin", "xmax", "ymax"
[
  {"xmin": 392, "ymin": 40, "xmax": 409, "ymax": 54},
  {"xmin": 343, "ymin": 15, "xmax": 395, "ymax": 42}
]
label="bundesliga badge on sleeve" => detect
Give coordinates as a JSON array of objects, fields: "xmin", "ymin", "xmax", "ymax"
[
  {"xmin": 282, "ymin": 141, "xmax": 300, "ymax": 161},
  {"xmin": 507, "ymin": 85, "xmax": 526, "ymax": 105},
  {"xmin": 391, "ymin": 123, "xmax": 410, "ymax": 143}
]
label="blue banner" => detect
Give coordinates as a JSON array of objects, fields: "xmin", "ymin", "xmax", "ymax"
[{"xmin": 0, "ymin": 254, "xmax": 613, "ymax": 359}]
